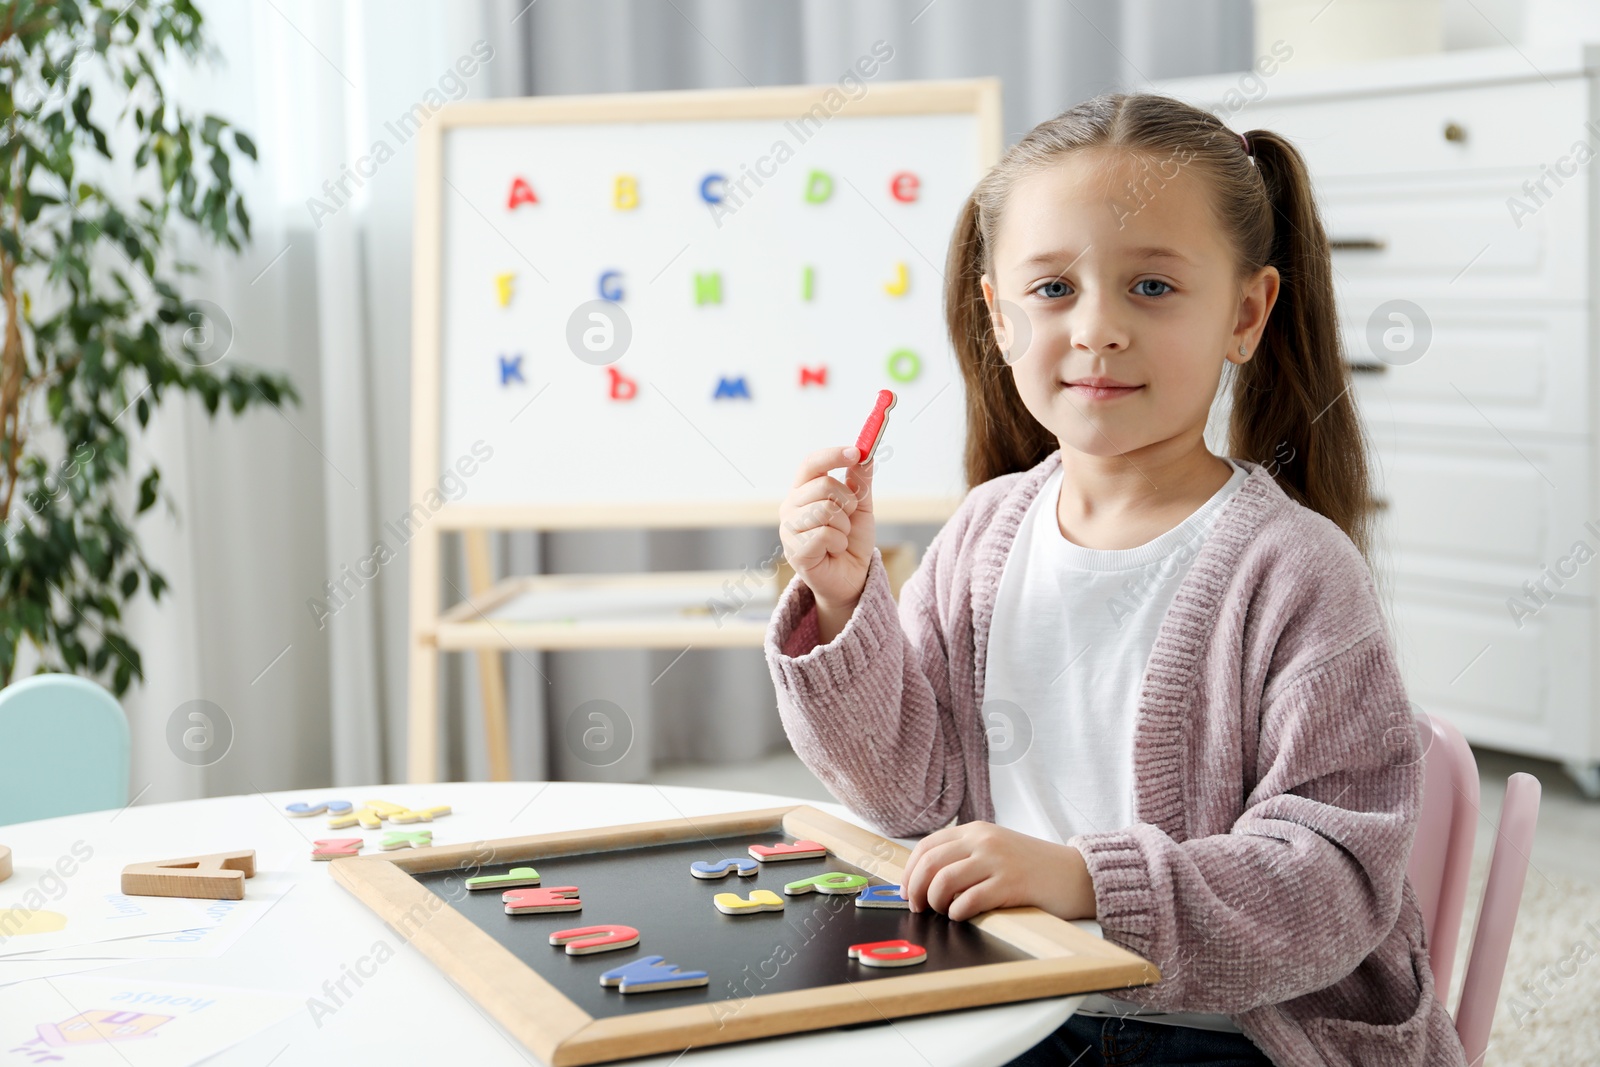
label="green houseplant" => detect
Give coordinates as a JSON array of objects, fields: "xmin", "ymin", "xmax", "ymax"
[{"xmin": 1, "ymin": 0, "xmax": 298, "ymax": 694}]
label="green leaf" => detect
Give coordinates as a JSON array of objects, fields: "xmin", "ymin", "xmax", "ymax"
[
  {"xmin": 234, "ymin": 130, "xmax": 256, "ymax": 160},
  {"xmin": 137, "ymin": 469, "xmax": 159, "ymax": 513}
]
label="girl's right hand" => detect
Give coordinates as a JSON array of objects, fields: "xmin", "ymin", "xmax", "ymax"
[{"xmin": 779, "ymin": 445, "xmax": 876, "ymax": 612}]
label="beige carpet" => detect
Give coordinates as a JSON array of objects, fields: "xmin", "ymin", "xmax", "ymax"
[{"xmin": 1448, "ymin": 848, "xmax": 1600, "ymax": 1066}]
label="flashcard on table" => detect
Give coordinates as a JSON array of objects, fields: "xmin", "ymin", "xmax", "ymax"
[
  {"xmin": 0, "ymin": 975, "xmax": 300, "ymax": 1066},
  {"xmin": 465, "ymin": 866, "xmax": 541, "ymax": 891},
  {"xmin": 783, "ymin": 871, "xmax": 868, "ymax": 896},
  {"xmin": 0, "ymin": 960, "xmax": 125, "ymax": 988},
  {"xmin": 20, "ymin": 874, "xmax": 296, "ymax": 964},
  {"xmin": 380, "ymin": 831, "xmax": 433, "ymax": 851},
  {"xmin": 849, "ymin": 938, "xmax": 928, "ymax": 968},
  {"xmin": 0, "ymin": 889, "xmax": 232, "ymax": 960},
  {"xmin": 748, "ymin": 839, "xmax": 827, "ymax": 862},
  {"xmin": 690, "ymin": 858, "xmax": 759, "ymax": 880},
  {"xmin": 120, "ymin": 850, "xmax": 256, "ymax": 900},
  {"xmin": 856, "ymin": 883, "xmax": 911, "ymax": 909},
  {"xmin": 714, "ymin": 889, "xmax": 784, "ymax": 915},
  {"xmin": 548, "ymin": 924, "xmax": 640, "ymax": 955},
  {"xmin": 311, "ymin": 838, "xmax": 363, "ymax": 861},
  {"xmin": 284, "ymin": 799, "xmax": 352, "ymax": 818},
  {"xmin": 598, "ymin": 955, "xmax": 710, "ymax": 994},
  {"xmin": 504, "ymin": 886, "xmax": 582, "ymax": 915}
]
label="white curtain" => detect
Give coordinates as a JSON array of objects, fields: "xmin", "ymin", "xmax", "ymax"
[{"xmin": 118, "ymin": 0, "xmax": 1253, "ymax": 802}]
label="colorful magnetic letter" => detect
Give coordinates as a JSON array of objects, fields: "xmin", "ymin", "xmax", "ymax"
[
  {"xmin": 507, "ymin": 176, "xmax": 538, "ymax": 210},
  {"xmin": 599, "ymin": 955, "xmax": 710, "ymax": 994},
  {"xmin": 465, "ymin": 866, "xmax": 541, "ymax": 891},
  {"xmin": 855, "ymin": 389, "xmax": 897, "ymax": 464},
  {"xmin": 389, "ymin": 805, "xmax": 452, "ymax": 824},
  {"xmin": 848, "ymin": 938, "xmax": 928, "ymax": 968},
  {"xmin": 801, "ymin": 264, "xmax": 814, "ymax": 301},
  {"xmin": 804, "ymin": 169, "xmax": 833, "ymax": 203},
  {"xmin": 799, "ymin": 365, "xmax": 827, "ymax": 387},
  {"xmin": 690, "ymin": 858, "xmax": 759, "ymax": 880},
  {"xmin": 498, "ymin": 354, "xmax": 525, "ymax": 386},
  {"xmin": 694, "ymin": 271, "xmax": 722, "ymax": 305},
  {"xmin": 887, "ymin": 348, "xmax": 922, "ymax": 383},
  {"xmin": 549, "ymin": 924, "xmax": 640, "ymax": 955},
  {"xmin": 495, "ymin": 271, "xmax": 515, "ymax": 307},
  {"xmin": 856, "ymin": 883, "xmax": 911, "ymax": 909},
  {"xmin": 607, "ymin": 366, "xmax": 638, "ymax": 400},
  {"xmin": 712, "ymin": 376, "xmax": 751, "ymax": 400},
  {"xmin": 504, "ymin": 886, "xmax": 582, "ymax": 915},
  {"xmin": 700, "ymin": 173, "xmax": 726, "ymax": 203},
  {"xmin": 598, "ymin": 270, "xmax": 624, "ymax": 302},
  {"xmin": 715, "ymin": 889, "xmax": 785, "ymax": 915},
  {"xmin": 883, "ymin": 261, "xmax": 908, "ymax": 297},
  {"xmin": 328, "ymin": 798, "xmax": 413, "ymax": 829},
  {"xmin": 890, "ymin": 171, "xmax": 921, "ymax": 203},
  {"xmin": 783, "ymin": 872, "xmax": 869, "ymax": 896},
  {"xmin": 614, "ymin": 175, "xmax": 640, "ymax": 210},
  {"xmin": 311, "ymin": 838, "xmax": 363, "ymax": 861},
  {"xmin": 286, "ymin": 800, "xmax": 352, "ymax": 818},
  {"xmin": 749, "ymin": 839, "xmax": 827, "ymax": 862},
  {"xmin": 380, "ymin": 831, "xmax": 432, "ymax": 851}
]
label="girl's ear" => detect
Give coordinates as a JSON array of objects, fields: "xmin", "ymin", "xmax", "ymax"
[
  {"xmin": 980, "ymin": 273, "xmax": 1010, "ymax": 356},
  {"xmin": 1229, "ymin": 264, "xmax": 1280, "ymax": 365}
]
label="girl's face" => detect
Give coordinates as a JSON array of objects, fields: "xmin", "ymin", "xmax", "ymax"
[{"xmin": 980, "ymin": 148, "xmax": 1277, "ymax": 462}]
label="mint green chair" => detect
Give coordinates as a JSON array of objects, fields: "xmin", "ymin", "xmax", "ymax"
[{"xmin": 0, "ymin": 674, "xmax": 130, "ymax": 825}]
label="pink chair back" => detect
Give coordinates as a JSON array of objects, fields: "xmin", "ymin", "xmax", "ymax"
[
  {"xmin": 1456, "ymin": 770, "xmax": 1540, "ymax": 1065},
  {"xmin": 1406, "ymin": 710, "xmax": 1480, "ymax": 995},
  {"xmin": 1404, "ymin": 709, "xmax": 1542, "ymax": 1067}
]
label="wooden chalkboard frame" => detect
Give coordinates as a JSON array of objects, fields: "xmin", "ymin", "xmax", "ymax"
[{"xmin": 329, "ymin": 803, "xmax": 1158, "ymax": 1066}]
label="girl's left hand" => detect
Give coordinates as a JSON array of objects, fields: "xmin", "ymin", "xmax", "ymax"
[{"xmin": 900, "ymin": 821, "xmax": 1096, "ymax": 923}]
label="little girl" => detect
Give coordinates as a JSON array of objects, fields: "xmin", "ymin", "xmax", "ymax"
[{"xmin": 766, "ymin": 93, "xmax": 1468, "ymax": 1067}]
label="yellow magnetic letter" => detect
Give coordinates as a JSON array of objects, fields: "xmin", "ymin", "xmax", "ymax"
[{"xmin": 614, "ymin": 175, "xmax": 639, "ymax": 211}]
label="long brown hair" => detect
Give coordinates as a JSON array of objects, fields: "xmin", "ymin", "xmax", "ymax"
[{"xmin": 944, "ymin": 92, "xmax": 1373, "ymax": 561}]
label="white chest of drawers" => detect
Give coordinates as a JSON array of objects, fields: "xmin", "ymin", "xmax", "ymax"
[{"xmin": 1158, "ymin": 43, "xmax": 1600, "ymax": 794}]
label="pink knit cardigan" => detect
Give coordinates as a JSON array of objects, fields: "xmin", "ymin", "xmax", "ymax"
[{"xmin": 764, "ymin": 450, "xmax": 1468, "ymax": 1066}]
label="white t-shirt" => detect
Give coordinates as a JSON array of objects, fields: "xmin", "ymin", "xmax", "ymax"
[{"xmin": 983, "ymin": 458, "xmax": 1249, "ymax": 1033}]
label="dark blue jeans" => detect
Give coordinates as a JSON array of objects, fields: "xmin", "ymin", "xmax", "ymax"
[{"xmin": 1004, "ymin": 1013, "xmax": 1276, "ymax": 1066}]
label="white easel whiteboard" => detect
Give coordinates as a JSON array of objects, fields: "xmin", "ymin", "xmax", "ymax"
[{"xmin": 415, "ymin": 80, "xmax": 1002, "ymax": 527}]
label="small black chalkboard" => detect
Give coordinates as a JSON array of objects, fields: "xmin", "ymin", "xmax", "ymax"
[
  {"xmin": 413, "ymin": 832, "xmax": 1036, "ymax": 1020},
  {"xmin": 330, "ymin": 803, "xmax": 1156, "ymax": 1065}
]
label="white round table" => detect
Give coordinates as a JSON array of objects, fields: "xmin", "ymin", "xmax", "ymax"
[{"xmin": 0, "ymin": 781, "xmax": 1080, "ymax": 1066}]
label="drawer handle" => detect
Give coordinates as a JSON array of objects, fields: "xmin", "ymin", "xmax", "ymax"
[
  {"xmin": 1443, "ymin": 121, "xmax": 1467, "ymax": 143},
  {"xmin": 1330, "ymin": 237, "xmax": 1387, "ymax": 252},
  {"xmin": 1348, "ymin": 361, "xmax": 1388, "ymax": 374}
]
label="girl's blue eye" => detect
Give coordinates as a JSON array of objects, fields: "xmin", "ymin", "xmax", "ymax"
[
  {"xmin": 1135, "ymin": 279, "xmax": 1172, "ymax": 297},
  {"xmin": 1036, "ymin": 279, "xmax": 1070, "ymax": 299}
]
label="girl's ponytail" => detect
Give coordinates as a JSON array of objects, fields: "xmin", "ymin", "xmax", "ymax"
[
  {"xmin": 1228, "ymin": 130, "xmax": 1374, "ymax": 561},
  {"xmin": 945, "ymin": 194, "xmax": 1057, "ymax": 490}
]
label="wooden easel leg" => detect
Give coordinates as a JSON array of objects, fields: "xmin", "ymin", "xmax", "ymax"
[
  {"xmin": 408, "ymin": 635, "xmax": 440, "ymax": 783},
  {"xmin": 465, "ymin": 529, "xmax": 513, "ymax": 782},
  {"xmin": 409, "ymin": 521, "xmax": 443, "ymax": 784}
]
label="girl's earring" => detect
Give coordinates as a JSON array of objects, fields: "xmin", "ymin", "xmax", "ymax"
[{"xmin": 1238, "ymin": 342, "xmax": 1248, "ymax": 357}]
